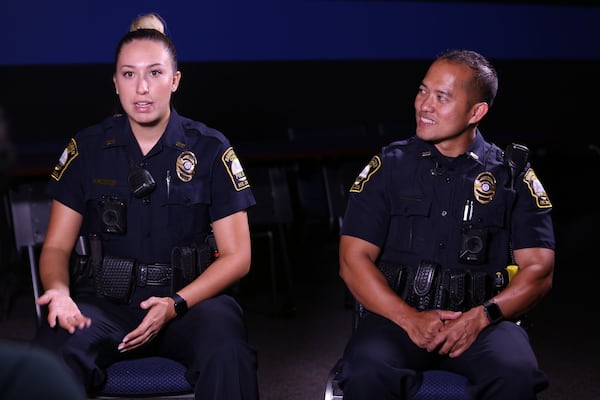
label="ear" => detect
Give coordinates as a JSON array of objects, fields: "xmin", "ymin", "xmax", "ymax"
[
  {"xmin": 468, "ymin": 102, "xmax": 489, "ymax": 125},
  {"xmin": 171, "ymin": 71, "xmax": 182, "ymax": 93},
  {"xmin": 112, "ymin": 75, "xmax": 119, "ymax": 95}
]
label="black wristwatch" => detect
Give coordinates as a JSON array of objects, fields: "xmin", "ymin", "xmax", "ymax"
[
  {"xmin": 171, "ymin": 293, "xmax": 188, "ymax": 318},
  {"xmin": 483, "ymin": 301, "xmax": 503, "ymax": 324}
]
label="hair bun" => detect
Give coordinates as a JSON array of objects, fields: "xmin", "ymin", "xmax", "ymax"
[{"xmin": 129, "ymin": 12, "xmax": 166, "ymax": 34}]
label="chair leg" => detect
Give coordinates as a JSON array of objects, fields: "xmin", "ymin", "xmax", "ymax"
[
  {"xmin": 265, "ymin": 230, "xmax": 278, "ymax": 306},
  {"xmin": 324, "ymin": 360, "xmax": 344, "ymax": 400},
  {"xmin": 275, "ymin": 222, "xmax": 295, "ymax": 311},
  {"xmin": 27, "ymin": 245, "xmax": 43, "ymax": 326}
]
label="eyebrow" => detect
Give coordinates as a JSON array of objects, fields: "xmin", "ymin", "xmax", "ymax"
[
  {"xmin": 118, "ymin": 62, "xmax": 165, "ymax": 70},
  {"xmin": 434, "ymin": 88, "xmax": 452, "ymax": 97},
  {"xmin": 420, "ymin": 82, "xmax": 452, "ymax": 98}
]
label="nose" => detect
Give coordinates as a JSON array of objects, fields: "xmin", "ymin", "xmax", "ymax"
[
  {"xmin": 417, "ymin": 93, "xmax": 433, "ymax": 112},
  {"xmin": 136, "ymin": 77, "xmax": 149, "ymax": 95}
]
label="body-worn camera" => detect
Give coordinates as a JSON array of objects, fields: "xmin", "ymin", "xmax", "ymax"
[
  {"xmin": 98, "ymin": 195, "xmax": 127, "ymax": 234},
  {"xmin": 459, "ymin": 226, "xmax": 488, "ymax": 264}
]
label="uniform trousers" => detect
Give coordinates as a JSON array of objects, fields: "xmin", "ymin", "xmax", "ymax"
[
  {"xmin": 32, "ymin": 285, "xmax": 258, "ymax": 400},
  {"xmin": 338, "ymin": 313, "xmax": 548, "ymax": 400}
]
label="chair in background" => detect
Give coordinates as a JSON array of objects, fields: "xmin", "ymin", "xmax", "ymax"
[
  {"xmin": 4, "ymin": 180, "xmax": 51, "ymax": 322},
  {"xmin": 286, "ymin": 125, "xmax": 371, "ymax": 241},
  {"xmin": 291, "ymin": 163, "xmax": 338, "ymax": 238},
  {"xmin": 320, "ymin": 159, "xmax": 367, "ymax": 232},
  {"xmin": 245, "ymin": 165, "xmax": 296, "ymax": 316},
  {"xmin": 6, "ymin": 181, "xmax": 194, "ymax": 399}
]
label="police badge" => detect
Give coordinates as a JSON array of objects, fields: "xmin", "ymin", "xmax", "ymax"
[
  {"xmin": 176, "ymin": 151, "xmax": 197, "ymax": 183},
  {"xmin": 473, "ymin": 171, "xmax": 496, "ymax": 204}
]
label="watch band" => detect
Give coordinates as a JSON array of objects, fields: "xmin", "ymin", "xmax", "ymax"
[{"xmin": 171, "ymin": 293, "xmax": 188, "ymax": 318}]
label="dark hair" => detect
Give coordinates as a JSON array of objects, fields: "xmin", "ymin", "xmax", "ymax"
[
  {"xmin": 114, "ymin": 28, "xmax": 178, "ymax": 72},
  {"xmin": 436, "ymin": 49, "xmax": 498, "ymax": 107}
]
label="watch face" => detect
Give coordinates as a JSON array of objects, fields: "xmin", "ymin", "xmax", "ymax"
[
  {"xmin": 173, "ymin": 294, "xmax": 188, "ymax": 316},
  {"xmin": 485, "ymin": 302, "xmax": 503, "ymax": 323}
]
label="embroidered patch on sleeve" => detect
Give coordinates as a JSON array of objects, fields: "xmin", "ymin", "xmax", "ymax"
[
  {"xmin": 222, "ymin": 147, "xmax": 250, "ymax": 191},
  {"xmin": 350, "ymin": 155, "xmax": 381, "ymax": 193},
  {"xmin": 50, "ymin": 138, "xmax": 79, "ymax": 181},
  {"xmin": 523, "ymin": 168, "xmax": 552, "ymax": 208}
]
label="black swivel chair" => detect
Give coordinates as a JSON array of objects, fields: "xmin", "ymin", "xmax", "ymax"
[
  {"xmin": 5, "ymin": 181, "xmax": 194, "ymax": 399},
  {"xmin": 325, "ymin": 359, "xmax": 468, "ymax": 400},
  {"xmin": 324, "ymin": 259, "xmax": 469, "ymax": 400},
  {"xmin": 324, "ymin": 301, "xmax": 469, "ymax": 400}
]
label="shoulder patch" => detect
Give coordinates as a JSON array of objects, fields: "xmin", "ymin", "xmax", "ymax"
[
  {"xmin": 350, "ymin": 155, "xmax": 381, "ymax": 193},
  {"xmin": 50, "ymin": 138, "xmax": 79, "ymax": 181},
  {"xmin": 523, "ymin": 168, "xmax": 552, "ymax": 208},
  {"xmin": 222, "ymin": 147, "xmax": 250, "ymax": 191}
]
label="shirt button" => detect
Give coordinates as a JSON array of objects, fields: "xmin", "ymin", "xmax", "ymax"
[{"xmin": 441, "ymin": 210, "xmax": 447, "ymax": 216}]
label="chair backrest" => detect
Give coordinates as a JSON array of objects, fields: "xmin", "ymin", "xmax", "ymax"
[
  {"xmin": 7, "ymin": 181, "xmax": 50, "ymax": 248},
  {"xmin": 6, "ymin": 181, "xmax": 194, "ymax": 399},
  {"xmin": 6, "ymin": 181, "xmax": 51, "ymax": 323},
  {"xmin": 246, "ymin": 165, "xmax": 294, "ymax": 226},
  {"xmin": 244, "ymin": 165, "xmax": 296, "ymax": 315}
]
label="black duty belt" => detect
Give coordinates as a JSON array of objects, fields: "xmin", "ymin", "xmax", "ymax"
[
  {"xmin": 89, "ymin": 242, "xmax": 214, "ymax": 304},
  {"xmin": 94, "ymin": 256, "xmax": 174, "ymax": 304},
  {"xmin": 376, "ymin": 261, "xmax": 509, "ymax": 313},
  {"xmin": 136, "ymin": 263, "xmax": 173, "ymax": 287}
]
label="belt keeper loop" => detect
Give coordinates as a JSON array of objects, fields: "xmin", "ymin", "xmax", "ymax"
[{"xmin": 138, "ymin": 264, "xmax": 147, "ymax": 287}]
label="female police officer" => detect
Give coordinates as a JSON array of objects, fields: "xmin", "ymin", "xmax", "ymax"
[
  {"xmin": 338, "ymin": 49, "xmax": 555, "ymax": 399},
  {"xmin": 31, "ymin": 24, "xmax": 258, "ymax": 399}
]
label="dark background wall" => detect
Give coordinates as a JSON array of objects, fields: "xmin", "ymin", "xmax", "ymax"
[
  {"xmin": 2, "ymin": 0, "xmax": 599, "ymax": 65},
  {"xmin": 1, "ymin": 1, "xmax": 598, "ymax": 138},
  {"xmin": 1, "ymin": 0, "xmax": 599, "ymax": 220}
]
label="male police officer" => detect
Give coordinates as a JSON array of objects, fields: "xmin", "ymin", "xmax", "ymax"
[{"xmin": 338, "ymin": 49, "xmax": 554, "ymax": 399}]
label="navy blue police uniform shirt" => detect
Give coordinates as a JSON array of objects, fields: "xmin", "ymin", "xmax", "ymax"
[
  {"xmin": 341, "ymin": 131, "xmax": 555, "ymax": 273},
  {"xmin": 48, "ymin": 109, "xmax": 255, "ymax": 265}
]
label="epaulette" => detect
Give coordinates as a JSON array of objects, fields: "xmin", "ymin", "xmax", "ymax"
[
  {"xmin": 387, "ymin": 136, "xmax": 415, "ymax": 148},
  {"xmin": 382, "ymin": 136, "xmax": 417, "ymax": 155},
  {"xmin": 97, "ymin": 114, "xmax": 127, "ymax": 148},
  {"xmin": 101, "ymin": 113, "xmax": 124, "ymax": 131}
]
